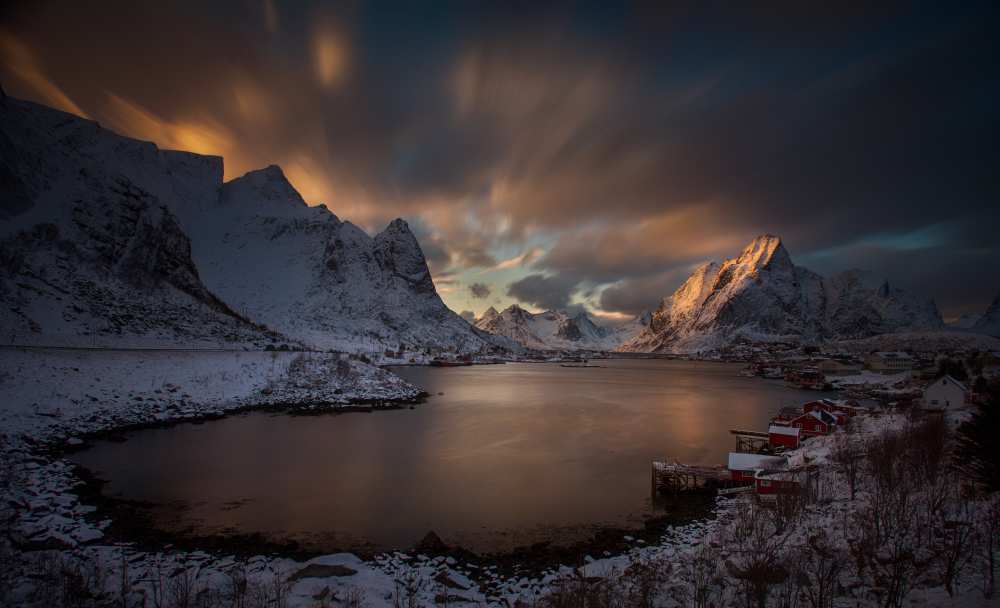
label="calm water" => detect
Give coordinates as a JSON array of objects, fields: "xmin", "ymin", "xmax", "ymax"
[{"xmin": 72, "ymin": 360, "xmax": 818, "ymax": 553}]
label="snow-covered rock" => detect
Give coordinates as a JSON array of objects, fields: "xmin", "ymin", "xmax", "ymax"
[{"xmin": 621, "ymin": 235, "xmax": 944, "ymax": 353}]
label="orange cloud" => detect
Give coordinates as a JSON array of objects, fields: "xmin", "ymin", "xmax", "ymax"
[
  {"xmin": 0, "ymin": 33, "xmax": 88, "ymax": 119},
  {"xmin": 103, "ymin": 93, "xmax": 234, "ymax": 160},
  {"xmin": 312, "ymin": 26, "xmax": 347, "ymax": 88}
]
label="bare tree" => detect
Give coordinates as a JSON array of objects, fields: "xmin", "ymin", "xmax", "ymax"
[
  {"xmin": 977, "ymin": 496, "xmax": 1000, "ymax": 599},
  {"xmin": 725, "ymin": 501, "xmax": 791, "ymax": 608},
  {"xmin": 831, "ymin": 435, "xmax": 862, "ymax": 500},
  {"xmin": 794, "ymin": 533, "xmax": 844, "ymax": 608},
  {"xmin": 937, "ymin": 497, "xmax": 978, "ymax": 597},
  {"xmin": 684, "ymin": 546, "xmax": 726, "ymax": 608}
]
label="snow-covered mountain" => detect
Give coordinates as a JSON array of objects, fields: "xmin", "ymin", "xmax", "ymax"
[
  {"xmin": 972, "ymin": 292, "xmax": 1000, "ymax": 337},
  {"xmin": 0, "ymin": 94, "xmax": 505, "ymax": 353},
  {"xmin": 0, "ymin": 96, "xmax": 276, "ymax": 346},
  {"xmin": 474, "ymin": 305, "xmax": 648, "ymax": 351},
  {"xmin": 621, "ymin": 235, "xmax": 944, "ymax": 353},
  {"xmin": 186, "ymin": 164, "xmax": 506, "ymax": 352}
]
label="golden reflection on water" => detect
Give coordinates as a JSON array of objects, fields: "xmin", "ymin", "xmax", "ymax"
[{"xmin": 72, "ymin": 360, "xmax": 818, "ymax": 552}]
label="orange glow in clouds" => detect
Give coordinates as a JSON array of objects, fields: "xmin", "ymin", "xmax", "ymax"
[{"xmin": 313, "ymin": 28, "xmax": 347, "ymax": 88}]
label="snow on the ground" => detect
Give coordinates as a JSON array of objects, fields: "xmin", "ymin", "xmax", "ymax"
[
  {"xmin": 0, "ymin": 347, "xmax": 419, "ymax": 440},
  {"xmin": 834, "ymin": 330, "xmax": 1000, "ymax": 353},
  {"xmin": 828, "ymin": 370, "xmax": 912, "ymax": 388},
  {"xmin": 1, "ymin": 350, "xmax": 996, "ymax": 607}
]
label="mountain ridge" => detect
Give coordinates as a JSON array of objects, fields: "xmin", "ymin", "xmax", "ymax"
[
  {"xmin": 474, "ymin": 304, "xmax": 649, "ymax": 351},
  {"xmin": 621, "ymin": 235, "xmax": 944, "ymax": 352},
  {"xmin": 0, "ymin": 94, "xmax": 506, "ymax": 354}
]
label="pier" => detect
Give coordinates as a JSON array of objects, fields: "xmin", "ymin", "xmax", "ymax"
[{"xmin": 650, "ymin": 460, "xmax": 740, "ymax": 496}]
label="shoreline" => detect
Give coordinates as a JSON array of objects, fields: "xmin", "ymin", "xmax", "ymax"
[
  {"xmin": 58, "ymin": 399, "xmax": 718, "ymax": 578},
  {"xmin": 1, "ymin": 351, "xmax": 734, "ymax": 605}
]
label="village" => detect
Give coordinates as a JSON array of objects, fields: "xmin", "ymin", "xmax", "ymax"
[{"xmin": 653, "ymin": 355, "xmax": 989, "ymax": 500}]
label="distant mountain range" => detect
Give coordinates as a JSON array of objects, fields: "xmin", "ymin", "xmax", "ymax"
[
  {"xmin": 3, "ymin": 95, "xmax": 994, "ymax": 355},
  {"xmin": 474, "ymin": 305, "xmax": 649, "ymax": 351},
  {"xmin": 619, "ymin": 235, "xmax": 949, "ymax": 353},
  {"xmin": 0, "ymin": 94, "xmax": 507, "ymax": 353}
]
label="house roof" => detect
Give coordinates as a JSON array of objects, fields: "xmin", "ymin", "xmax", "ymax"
[
  {"xmin": 794, "ymin": 410, "xmax": 837, "ymax": 425},
  {"xmin": 928, "ymin": 374, "xmax": 968, "ymax": 393},
  {"xmin": 755, "ymin": 469, "xmax": 799, "ymax": 482},
  {"xmin": 728, "ymin": 452, "xmax": 787, "ymax": 471},
  {"xmin": 769, "ymin": 425, "xmax": 801, "ymax": 437}
]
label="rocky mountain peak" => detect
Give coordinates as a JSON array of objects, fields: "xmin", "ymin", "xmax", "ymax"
[
  {"xmin": 220, "ymin": 164, "xmax": 308, "ymax": 209},
  {"xmin": 621, "ymin": 234, "xmax": 943, "ymax": 353},
  {"xmin": 480, "ymin": 306, "xmax": 500, "ymax": 323},
  {"xmin": 735, "ymin": 234, "xmax": 790, "ymax": 272}
]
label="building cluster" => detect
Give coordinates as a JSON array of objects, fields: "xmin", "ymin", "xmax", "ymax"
[{"xmin": 724, "ymin": 371, "xmax": 979, "ymax": 497}]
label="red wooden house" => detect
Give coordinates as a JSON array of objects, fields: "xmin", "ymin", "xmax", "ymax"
[
  {"xmin": 768, "ymin": 424, "xmax": 801, "ymax": 449},
  {"xmin": 801, "ymin": 399, "xmax": 862, "ymax": 425},
  {"xmin": 787, "ymin": 409, "xmax": 838, "ymax": 437},
  {"xmin": 754, "ymin": 469, "xmax": 801, "ymax": 495}
]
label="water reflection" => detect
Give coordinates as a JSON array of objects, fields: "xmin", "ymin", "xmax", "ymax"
[{"xmin": 72, "ymin": 360, "xmax": 819, "ymax": 553}]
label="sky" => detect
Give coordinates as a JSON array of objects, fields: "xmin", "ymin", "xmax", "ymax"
[{"xmin": 1, "ymin": 1, "xmax": 998, "ymax": 322}]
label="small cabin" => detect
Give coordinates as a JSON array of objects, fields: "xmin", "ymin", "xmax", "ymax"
[
  {"xmin": 768, "ymin": 424, "xmax": 801, "ymax": 449},
  {"xmin": 922, "ymin": 375, "xmax": 968, "ymax": 411},
  {"xmin": 787, "ymin": 409, "xmax": 838, "ymax": 437},
  {"xmin": 772, "ymin": 405, "xmax": 805, "ymax": 423},
  {"xmin": 727, "ymin": 453, "xmax": 787, "ymax": 482},
  {"xmin": 784, "ymin": 367, "xmax": 830, "ymax": 390},
  {"xmin": 801, "ymin": 399, "xmax": 861, "ymax": 425},
  {"xmin": 754, "ymin": 469, "xmax": 801, "ymax": 495}
]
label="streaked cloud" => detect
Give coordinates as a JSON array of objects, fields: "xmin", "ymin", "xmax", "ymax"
[
  {"xmin": 0, "ymin": 2, "xmax": 996, "ymax": 319},
  {"xmin": 0, "ymin": 33, "xmax": 88, "ymax": 118}
]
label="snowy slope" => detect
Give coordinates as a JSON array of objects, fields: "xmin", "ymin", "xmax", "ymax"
[
  {"xmin": 0, "ymin": 96, "xmax": 276, "ymax": 346},
  {"xmin": 972, "ymin": 292, "xmax": 1000, "ymax": 337},
  {"xmin": 192, "ymin": 165, "xmax": 505, "ymax": 352},
  {"xmin": 0, "ymin": 95, "xmax": 505, "ymax": 353},
  {"xmin": 621, "ymin": 235, "xmax": 944, "ymax": 353},
  {"xmin": 474, "ymin": 305, "xmax": 646, "ymax": 350}
]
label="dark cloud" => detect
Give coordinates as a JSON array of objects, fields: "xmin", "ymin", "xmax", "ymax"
[
  {"xmin": 468, "ymin": 283, "xmax": 491, "ymax": 299},
  {"xmin": 506, "ymin": 274, "xmax": 579, "ymax": 311},
  {"xmin": 459, "ymin": 310, "xmax": 476, "ymax": 323},
  {"xmin": 599, "ymin": 272, "xmax": 682, "ymax": 317},
  {"xmin": 0, "ymin": 2, "xmax": 996, "ymax": 316}
]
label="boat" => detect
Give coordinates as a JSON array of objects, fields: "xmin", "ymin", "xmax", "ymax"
[{"xmin": 429, "ymin": 359, "xmax": 473, "ymax": 367}]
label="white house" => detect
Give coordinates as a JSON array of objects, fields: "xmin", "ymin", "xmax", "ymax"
[{"xmin": 922, "ymin": 375, "xmax": 968, "ymax": 410}]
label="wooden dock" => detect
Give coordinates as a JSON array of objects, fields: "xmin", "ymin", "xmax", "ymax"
[
  {"xmin": 650, "ymin": 460, "xmax": 736, "ymax": 496},
  {"xmin": 730, "ymin": 428, "xmax": 771, "ymax": 453}
]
